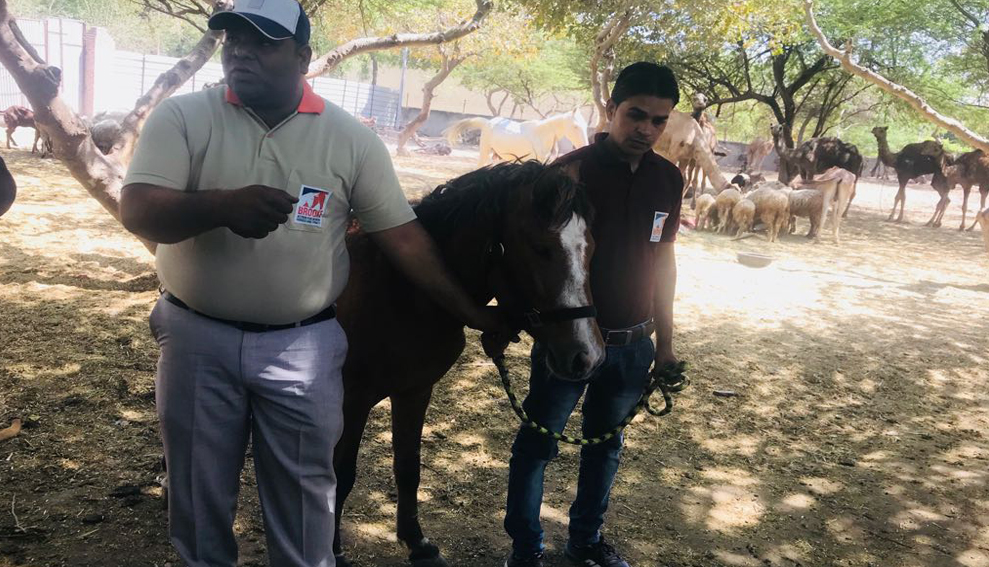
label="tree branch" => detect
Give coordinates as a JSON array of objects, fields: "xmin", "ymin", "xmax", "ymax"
[
  {"xmin": 805, "ymin": 0, "xmax": 989, "ymax": 153},
  {"xmin": 396, "ymin": 48, "xmax": 465, "ymax": 155},
  {"xmin": 111, "ymin": 1, "xmax": 231, "ymax": 161},
  {"xmin": 133, "ymin": 0, "xmax": 210, "ymax": 33},
  {"xmin": 0, "ymin": 0, "xmax": 123, "ymax": 221},
  {"xmin": 947, "ymin": 0, "xmax": 981, "ymax": 28},
  {"xmin": 589, "ymin": 2, "xmax": 634, "ymax": 132},
  {"xmin": 307, "ymin": 0, "xmax": 492, "ymax": 77}
]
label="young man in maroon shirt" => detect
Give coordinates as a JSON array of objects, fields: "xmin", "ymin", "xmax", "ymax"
[{"xmin": 503, "ymin": 62, "xmax": 682, "ymax": 567}]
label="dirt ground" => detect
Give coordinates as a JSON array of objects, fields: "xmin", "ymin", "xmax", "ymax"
[{"xmin": 0, "ymin": 145, "xmax": 988, "ymax": 567}]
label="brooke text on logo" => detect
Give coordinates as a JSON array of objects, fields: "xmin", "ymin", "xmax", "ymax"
[{"xmin": 295, "ymin": 185, "xmax": 329, "ymax": 227}]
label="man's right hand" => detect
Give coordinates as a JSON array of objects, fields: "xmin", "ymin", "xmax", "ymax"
[{"xmin": 219, "ymin": 185, "xmax": 298, "ymax": 239}]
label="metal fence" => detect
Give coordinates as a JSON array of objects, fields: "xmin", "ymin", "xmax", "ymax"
[
  {"xmin": 0, "ymin": 17, "xmax": 401, "ymax": 126},
  {"xmin": 104, "ymin": 51, "xmax": 400, "ymax": 124},
  {"xmin": 0, "ymin": 18, "xmax": 85, "ymax": 112}
]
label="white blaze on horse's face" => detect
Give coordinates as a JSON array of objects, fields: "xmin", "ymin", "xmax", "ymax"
[{"xmin": 557, "ymin": 213, "xmax": 605, "ymax": 372}]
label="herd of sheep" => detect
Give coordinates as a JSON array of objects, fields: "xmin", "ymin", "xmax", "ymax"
[{"xmin": 691, "ymin": 166, "xmax": 857, "ymax": 245}]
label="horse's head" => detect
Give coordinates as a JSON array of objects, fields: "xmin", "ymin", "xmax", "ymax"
[
  {"xmin": 493, "ymin": 161, "xmax": 604, "ymax": 381},
  {"xmin": 560, "ymin": 109, "xmax": 590, "ymax": 149}
]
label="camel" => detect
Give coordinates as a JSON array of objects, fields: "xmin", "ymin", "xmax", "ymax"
[
  {"xmin": 942, "ymin": 149, "xmax": 989, "ymax": 231},
  {"xmin": 870, "ymin": 158, "xmax": 891, "ymax": 180},
  {"xmin": 682, "ymin": 93, "xmax": 725, "ymax": 195},
  {"xmin": 793, "ymin": 166, "xmax": 856, "ymax": 244},
  {"xmin": 770, "ymin": 124, "xmax": 812, "ymax": 184},
  {"xmin": 978, "ymin": 208, "xmax": 989, "ymax": 255},
  {"xmin": 872, "ymin": 126, "xmax": 950, "ymax": 224},
  {"xmin": 654, "ymin": 108, "xmax": 734, "ymax": 197},
  {"xmin": 770, "ymin": 124, "xmax": 862, "ymax": 215},
  {"xmin": 744, "ymin": 137, "xmax": 774, "ymax": 173},
  {"xmin": 799, "ymin": 136, "xmax": 863, "ymax": 217}
]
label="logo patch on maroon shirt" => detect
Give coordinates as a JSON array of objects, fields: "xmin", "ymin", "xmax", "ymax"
[{"xmin": 650, "ymin": 211, "xmax": 669, "ymax": 242}]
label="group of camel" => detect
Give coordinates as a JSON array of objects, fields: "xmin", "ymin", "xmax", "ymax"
[{"xmin": 654, "ymin": 98, "xmax": 989, "ymax": 247}]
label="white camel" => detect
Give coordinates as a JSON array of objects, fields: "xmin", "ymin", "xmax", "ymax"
[
  {"xmin": 683, "ymin": 93, "xmax": 722, "ymax": 193},
  {"xmin": 444, "ymin": 110, "xmax": 590, "ymax": 166}
]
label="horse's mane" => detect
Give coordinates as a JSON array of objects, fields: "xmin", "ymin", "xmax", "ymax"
[{"xmin": 413, "ymin": 161, "xmax": 593, "ymax": 243}]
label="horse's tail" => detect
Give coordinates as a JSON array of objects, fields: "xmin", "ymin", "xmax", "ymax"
[{"xmin": 443, "ymin": 117, "xmax": 489, "ymax": 145}]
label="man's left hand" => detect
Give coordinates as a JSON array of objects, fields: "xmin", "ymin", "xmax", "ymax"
[
  {"xmin": 475, "ymin": 306, "xmax": 520, "ymax": 358},
  {"xmin": 654, "ymin": 349, "xmax": 679, "ymax": 373}
]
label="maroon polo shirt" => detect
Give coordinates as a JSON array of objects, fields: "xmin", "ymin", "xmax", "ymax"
[{"xmin": 555, "ymin": 133, "xmax": 683, "ymax": 330}]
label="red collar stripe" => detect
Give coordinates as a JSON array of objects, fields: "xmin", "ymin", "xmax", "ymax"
[{"xmin": 224, "ymin": 80, "xmax": 325, "ymax": 114}]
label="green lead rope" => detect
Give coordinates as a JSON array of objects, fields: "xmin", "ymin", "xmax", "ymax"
[{"xmin": 492, "ymin": 356, "xmax": 689, "ymax": 446}]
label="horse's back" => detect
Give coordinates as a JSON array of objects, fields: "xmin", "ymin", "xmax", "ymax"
[{"xmin": 338, "ymin": 231, "xmax": 468, "ymax": 398}]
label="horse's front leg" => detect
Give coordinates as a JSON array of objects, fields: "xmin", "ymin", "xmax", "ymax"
[{"xmin": 391, "ymin": 387, "xmax": 447, "ymax": 567}]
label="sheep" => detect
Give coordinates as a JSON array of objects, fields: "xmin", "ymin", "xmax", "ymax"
[
  {"xmin": 694, "ymin": 193, "xmax": 717, "ymax": 231},
  {"xmin": 749, "ymin": 179, "xmax": 788, "ymax": 192},
  {"xmin": 730, "ymin": 199, "xmax": 756, "ymax": 239},
  {"xmin": 715, "ymin": 188, "xmax": 742, "ymax": 234},
  {"xmin": 746, "ymin": 187, "xmax": 790, "ymax": 242},
  {"xmin": 787, "ymin": 188, "xmax": 824, "ymax": 239},
  {"xmin": 730, "ymin": 172, "xmax": 750, "ymax": 188},
  {"xmin": 793, "ymin": 166, "xmax": 855, "ymax": 244}
]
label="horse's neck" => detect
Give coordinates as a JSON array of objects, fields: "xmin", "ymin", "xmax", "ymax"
[{"xmin": 423, "ymin": 222, "xmax": 497, "ymax": 304}]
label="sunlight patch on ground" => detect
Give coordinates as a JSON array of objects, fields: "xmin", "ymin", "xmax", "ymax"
[
  {"xmin": 958, "ymin": 549, "xmax": 989, "ymax": 567},
  {"xmin": 799, "ymin": 477, "xmax": 844, "ymax": 496},
  {"xmin": 777, "ymin": 492, "xmax": 816, "ymax": 512},
  {"xmin": 711, "ymin": 550, "xmax": 761, "ymax": 566},
  {"xmin": 681, "ymin": 469, "xmax": 766, "ymax": 533},
  {"xmin": 355, "ymin": 521, "xmax": 399, "ymax": 544},
  {"xmin": 699, "ymin": 434, "xmax": 762, "ymax": 457}
]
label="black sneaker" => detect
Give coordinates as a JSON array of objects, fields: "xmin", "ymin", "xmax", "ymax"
[
  {"xmin": 564, "ymin": 538, "xmax": 630, "ymax": 567},
  {"xmin": 505, "ymin": 551, "xmax": 544, "ymax": 567}
]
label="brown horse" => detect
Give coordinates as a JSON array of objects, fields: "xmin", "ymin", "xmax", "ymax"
[{"xmin": 334, "ymin": 161, "xmax": 606, "ymax": 567}]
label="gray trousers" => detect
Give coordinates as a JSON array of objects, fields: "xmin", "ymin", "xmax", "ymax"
[{"xmin": 150, "ymin": 297, "xmax": 346, "ymax": 567}]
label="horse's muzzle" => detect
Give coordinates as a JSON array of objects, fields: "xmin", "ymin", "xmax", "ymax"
[{"xmin": 547, "ymin": 347, "xmax": 605, "ymax": 382}]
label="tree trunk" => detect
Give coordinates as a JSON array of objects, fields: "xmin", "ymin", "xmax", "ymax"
[
  {"xmin": 307, "ymin": 0, "xmax": 491, "ymax": 78},
  {"xmin": 396, "ymin": 52, "xmax": 464, "ymax": 156},
  {"xmin": 0, "ymin": 0, "xmax": 493, "ymax": 251},
  {"xmin": 486, "ymin": 88, "xmax": 508, "ymax": 116},
  {"xmin": 0, "ymin": 0, "xmax": 229, "ymax": 247},
  {"xmin": 805, "ymin": 0, "xmax": 989, "ymax": 153},
  {"xmin": 589, "ymin": 2, "xmax": 633, "ymax": 133},
  {"xmin": 110, "ymin": 23, "xmax": 227, "ymax": 163}
]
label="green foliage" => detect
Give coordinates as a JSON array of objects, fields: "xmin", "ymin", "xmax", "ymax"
[
  {"xmin": 458, "ymin": 36, "xmax": 586, "ymax": 112},
  {"xmin": 10, "ymin": 0, "xmax": 203, "ymax": 56}
]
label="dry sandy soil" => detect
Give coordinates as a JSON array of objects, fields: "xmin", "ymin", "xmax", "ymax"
[{"xmin": 0, "ymin": 146, "xmax": 988, "ymax": 567}]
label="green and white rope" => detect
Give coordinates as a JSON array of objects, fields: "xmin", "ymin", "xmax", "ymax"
[{"xmin": 492, "ymin": 356, "xmax": 689, "ymax": 446}]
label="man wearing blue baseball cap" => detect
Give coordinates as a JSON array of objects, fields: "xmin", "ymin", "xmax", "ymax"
[{"xmin": 120, "ymin": 1, "xmax": 509, "ymax": 566}]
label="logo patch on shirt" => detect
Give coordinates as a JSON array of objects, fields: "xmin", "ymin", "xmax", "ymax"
[
  {"xmin": 650, "ymin": 211, "xmax": 669, "ymax": 242},
  {"xmin": 294, "ymin": 185, "xmax": 330, "ymax": 227}
]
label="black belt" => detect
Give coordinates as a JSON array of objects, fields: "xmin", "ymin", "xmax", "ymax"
[
  {"xmin": 600, "ymin": 319, "xmax": 655, "ymax": 347},
  {"xmin": 162, "ymin": 291, "xmax": 335, "ymax": 333}
]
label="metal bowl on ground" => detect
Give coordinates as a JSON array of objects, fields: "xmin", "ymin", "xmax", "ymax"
[{"xmin": 736, "ymin": 252, "xmax": 774, "ymax": 268}]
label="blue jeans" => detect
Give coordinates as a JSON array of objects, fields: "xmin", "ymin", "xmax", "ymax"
[{"xmin": 504, "ymin": 337, "xmax": 655, "ymax": 556}]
